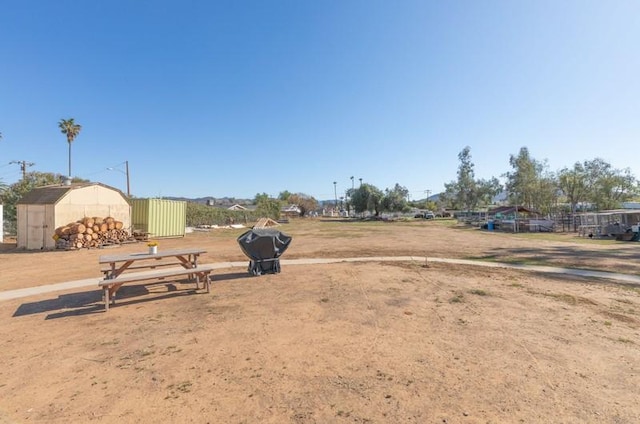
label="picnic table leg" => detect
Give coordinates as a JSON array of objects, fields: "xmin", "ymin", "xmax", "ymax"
[{"xmin": 104, "ymin": 286, "xmax": 110, "ymax": 312}]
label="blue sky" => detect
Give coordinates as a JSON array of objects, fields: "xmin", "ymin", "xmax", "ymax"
[{"xmin": 1, "ymin": 1, "xmax": 638, "ymax": 201}]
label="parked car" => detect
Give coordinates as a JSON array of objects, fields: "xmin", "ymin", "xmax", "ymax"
[{"xmin": 414, "ymin": 212, "xmax": 435, "ymax": 219}]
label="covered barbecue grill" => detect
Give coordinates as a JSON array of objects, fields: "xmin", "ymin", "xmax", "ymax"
[{"xmin": 237, "ymin": 228, "xmax": 293, "ymax": 276}]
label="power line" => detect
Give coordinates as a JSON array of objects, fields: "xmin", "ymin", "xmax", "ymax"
[{"xmin": 9, "ymin": 160, "xmax": 35, "ymax": 180}]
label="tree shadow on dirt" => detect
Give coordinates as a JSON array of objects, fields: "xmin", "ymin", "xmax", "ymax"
[
  {"xmin": 522, "ymin": 269, "xmax": 640, "ymax": 290},
  {"xmin": 13, "ymin": 281, "xmax": 203, "ymax": 320},
  {"xmin": 466, "ymin": 245, "xmax": 640, "ymax": 275}
]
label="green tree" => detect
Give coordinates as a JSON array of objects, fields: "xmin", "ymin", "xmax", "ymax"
[
  {"xmin": 58, "ymin": 118, "xmax": 82, "ymax": 177},
  {"xmin": 558, "ymin": 162, "xmax": 588, "ymax": 214},
  {"xmin": 444, "ymin": 146, "xmax": 501, "ymax": 212},
  {"xmin": 504, "ymin": 147, "xmax": 543, "ymax": 209},
  {"xmin": 351, "ymin": 183, "xmax": 384, "ymax": 216},
  {"xmin": 0, "ymin": 172, "xmax": 88, "ymax": 234},
  {"xmin": 253, "ymin": 192, "xmax": 270, "ymax": 204},
  {"xmin": 409, "ymin": 198, "xmax": 438, "ymax": 212},
  {"xmin": 381, "ymin": 183, "xmax": 410, "ymax": 213},
  {"xmin": 533, "ymin": 172, "xmax": 560, "ymax": 216},
  {"xmin": 255, "ymin": 196, "xmax": 282, "ymax": 219},
  {"xmin": 278, "ymin": 191, "xmax": 292, "ymax": 202},
  {"xmin": 584, "ymin": 158, "xmax": 637, "ymax": 210}
]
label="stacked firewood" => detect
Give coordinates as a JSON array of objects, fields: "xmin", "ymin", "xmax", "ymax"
[{"xmin": 54, "ymin": 216, "xmax": 134, "ymax": 249}]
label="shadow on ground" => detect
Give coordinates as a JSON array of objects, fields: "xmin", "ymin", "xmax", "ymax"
[
  {"xmin": 214, "ymin": 272, "xmax": 256, "ymax": 282},
  {"xmin": 467, "ymin": 245, "xmax": 640, "ymax": 275},
  {"xmin": 12, "ymin": 282, "xmax": 208, "ymax": 320}
]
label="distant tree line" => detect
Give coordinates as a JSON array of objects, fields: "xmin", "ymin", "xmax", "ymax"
[
  {"xmin": 443, "ymin": 146, "xmax": 639, "ymax": 215},
  {"xmin": 0, "ymin": 172, "xmax": 89, "ymax": 234},
  {"xmin": 2, "ymin": 143, "xmax": 639, "ymax": 235}
]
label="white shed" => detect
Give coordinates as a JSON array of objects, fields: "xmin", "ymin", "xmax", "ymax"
[{"xmin": 17, "ymin": 182, "xmax": 131, "ymax": 250}]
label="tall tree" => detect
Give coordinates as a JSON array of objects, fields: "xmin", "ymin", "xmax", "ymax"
[
  {"xmin": 382, "ymin": 183, "xmax": 410, "ymax": 213},
  {"xmin": 444, "ymin": 146, "xmax": 501, "ymax": 211},
  {"xmin": 533, "ymin": 171, "xmax": 560, "ymax": 216},
  {"xmin": 253, "ymin": 192, "xmax": 271, "ymax": 204},
  {"xmin": 504, "ymin": 147, "xmax": 544, "ymax": 209},
  {"xmin": 278, "ymin": 190, "xmax": 292, "ymax": 202},
  {"xmin": 351, "ymin": 183, "xmax": 384, "ymax": 216},
  {"xmin": 558, "ymin": 162, "xmax": 588, "ymax": 214},
  {"xmin": 584, "ymin": 158, "xmax": 637, "ymax": 210},
  {"xmin": 58, "ymin": 118, "xmax": 82, "ymax": 177}
]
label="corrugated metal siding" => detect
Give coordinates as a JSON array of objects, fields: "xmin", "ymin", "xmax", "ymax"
[{"xmin": 131, "ymin": 199, "xmax": 186, "ymax": 238}]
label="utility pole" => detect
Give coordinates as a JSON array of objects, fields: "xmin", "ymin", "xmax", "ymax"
[
  {"xmin": 125, "ymin": 160, "xmax": 130, "ymax": 198},
  {"xmin": 9, "ymin": 160, "xmax": 35, "ymax": 180},
  {"xmin": 107, "ymin": 160, "xmax": 131, "ymax": 197}
]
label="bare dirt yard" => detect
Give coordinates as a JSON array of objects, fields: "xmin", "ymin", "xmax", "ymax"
[{"xmin": 1, "ymin": 219, "xmax": 639, "ymax": 423}]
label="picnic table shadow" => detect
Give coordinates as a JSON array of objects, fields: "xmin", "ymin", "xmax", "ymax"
[
  {"xmin": 13, "ymin": 282, "xmax": 200, "ymax": 320},
  {"xmin": 13, "ymin": 271, "xmax": 255, "ymax": 320}
]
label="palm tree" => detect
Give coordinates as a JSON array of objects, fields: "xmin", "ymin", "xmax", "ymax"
[{"xmin": 58, "ymin": 118, "xmax": 82, "ymax": 177}]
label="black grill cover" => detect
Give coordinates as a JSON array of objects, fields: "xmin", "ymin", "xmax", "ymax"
[{"xmin": 237, "ymin": 228, "xmax": 293, "ymax": 275}]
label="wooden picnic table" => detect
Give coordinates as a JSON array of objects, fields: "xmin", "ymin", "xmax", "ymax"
[
  {"xmin": 99, "ymin": 248, "xmax": 206, "ymax": 279},
  {"xmin": 98, "ymin": 248, "xmax": 211, "ymax": 311}
]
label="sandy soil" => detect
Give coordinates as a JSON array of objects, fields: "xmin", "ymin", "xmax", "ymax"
[{"xmin": 0, "ymin": 219, "xmax": 639, "ymax": 423}]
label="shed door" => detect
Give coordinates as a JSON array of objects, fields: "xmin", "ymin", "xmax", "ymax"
[{"xmin": 27, "ymin": 206, "xmax": 45, "ymax": 249}]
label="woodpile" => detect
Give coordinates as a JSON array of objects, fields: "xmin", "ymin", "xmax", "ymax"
[{"xmin": 54, "ymin": 216, "xmax": 135, "ymax": 249}]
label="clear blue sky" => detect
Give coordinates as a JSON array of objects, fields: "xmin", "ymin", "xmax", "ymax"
[{"xmin": 1, "ymin": 1, "xmax": 638, "ymax": 201}]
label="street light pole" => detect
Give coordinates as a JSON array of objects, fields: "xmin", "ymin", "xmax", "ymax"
[
  {"xmin": 359, "ymin": 177, "xmax": 362, "ymax": 187},
  {"xmin": 125, "ymin": 160, "xmax": 130, "ymax": 198},
  {"xmin": 107, "ymin": 161, "xmax": 131, "ymax": 197},
  {"xmin": 333, "ymin": 181, "xmax": 337, "ymax": 212}
]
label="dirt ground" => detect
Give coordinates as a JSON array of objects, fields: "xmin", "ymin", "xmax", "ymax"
[{"xmin": 0, "ymin": 219, "xmax": 639, "ymax": 423}]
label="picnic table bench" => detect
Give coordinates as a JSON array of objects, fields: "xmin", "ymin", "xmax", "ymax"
[{"xmin": 98, "ymin": 248, "xmax": 212, "ymax": 311}]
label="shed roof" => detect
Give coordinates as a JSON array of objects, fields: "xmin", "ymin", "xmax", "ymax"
[
  {"xmin": 17, "ymin": 182, "xmax": 127, "ymax": 205},
  {"xmin": 488, "ymin": 205, "xmax": 539, "ymax": 215}
]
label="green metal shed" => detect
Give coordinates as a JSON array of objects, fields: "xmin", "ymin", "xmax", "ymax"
[{"xmin": 131, "ymin": 198, "xmax": 186, "ymax": 238}]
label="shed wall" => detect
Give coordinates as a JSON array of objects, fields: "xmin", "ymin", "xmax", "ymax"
[
  {"xmin": 131, "ymin": 199, "xmax": 186, "ymax": 238},
  {"xmin": 17, "ymin": 204, "xmax": 55, "ymax": 249},
  {"xmin": 17, "ymin": 184, "xmax": 131, "ymax": 249},
  {"xmin": 55, "ymin": 185, "xmax": 131, "ymax": 229}
]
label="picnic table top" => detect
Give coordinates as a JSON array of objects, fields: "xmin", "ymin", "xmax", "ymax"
[{"xmin": 99, "ymin": 248, "xmax": 207, "ymax": 264}]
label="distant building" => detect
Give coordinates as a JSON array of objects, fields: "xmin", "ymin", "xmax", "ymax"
[{"xmin": 281, "ymin": 204, "xmax": 301, "ymax": 218}]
